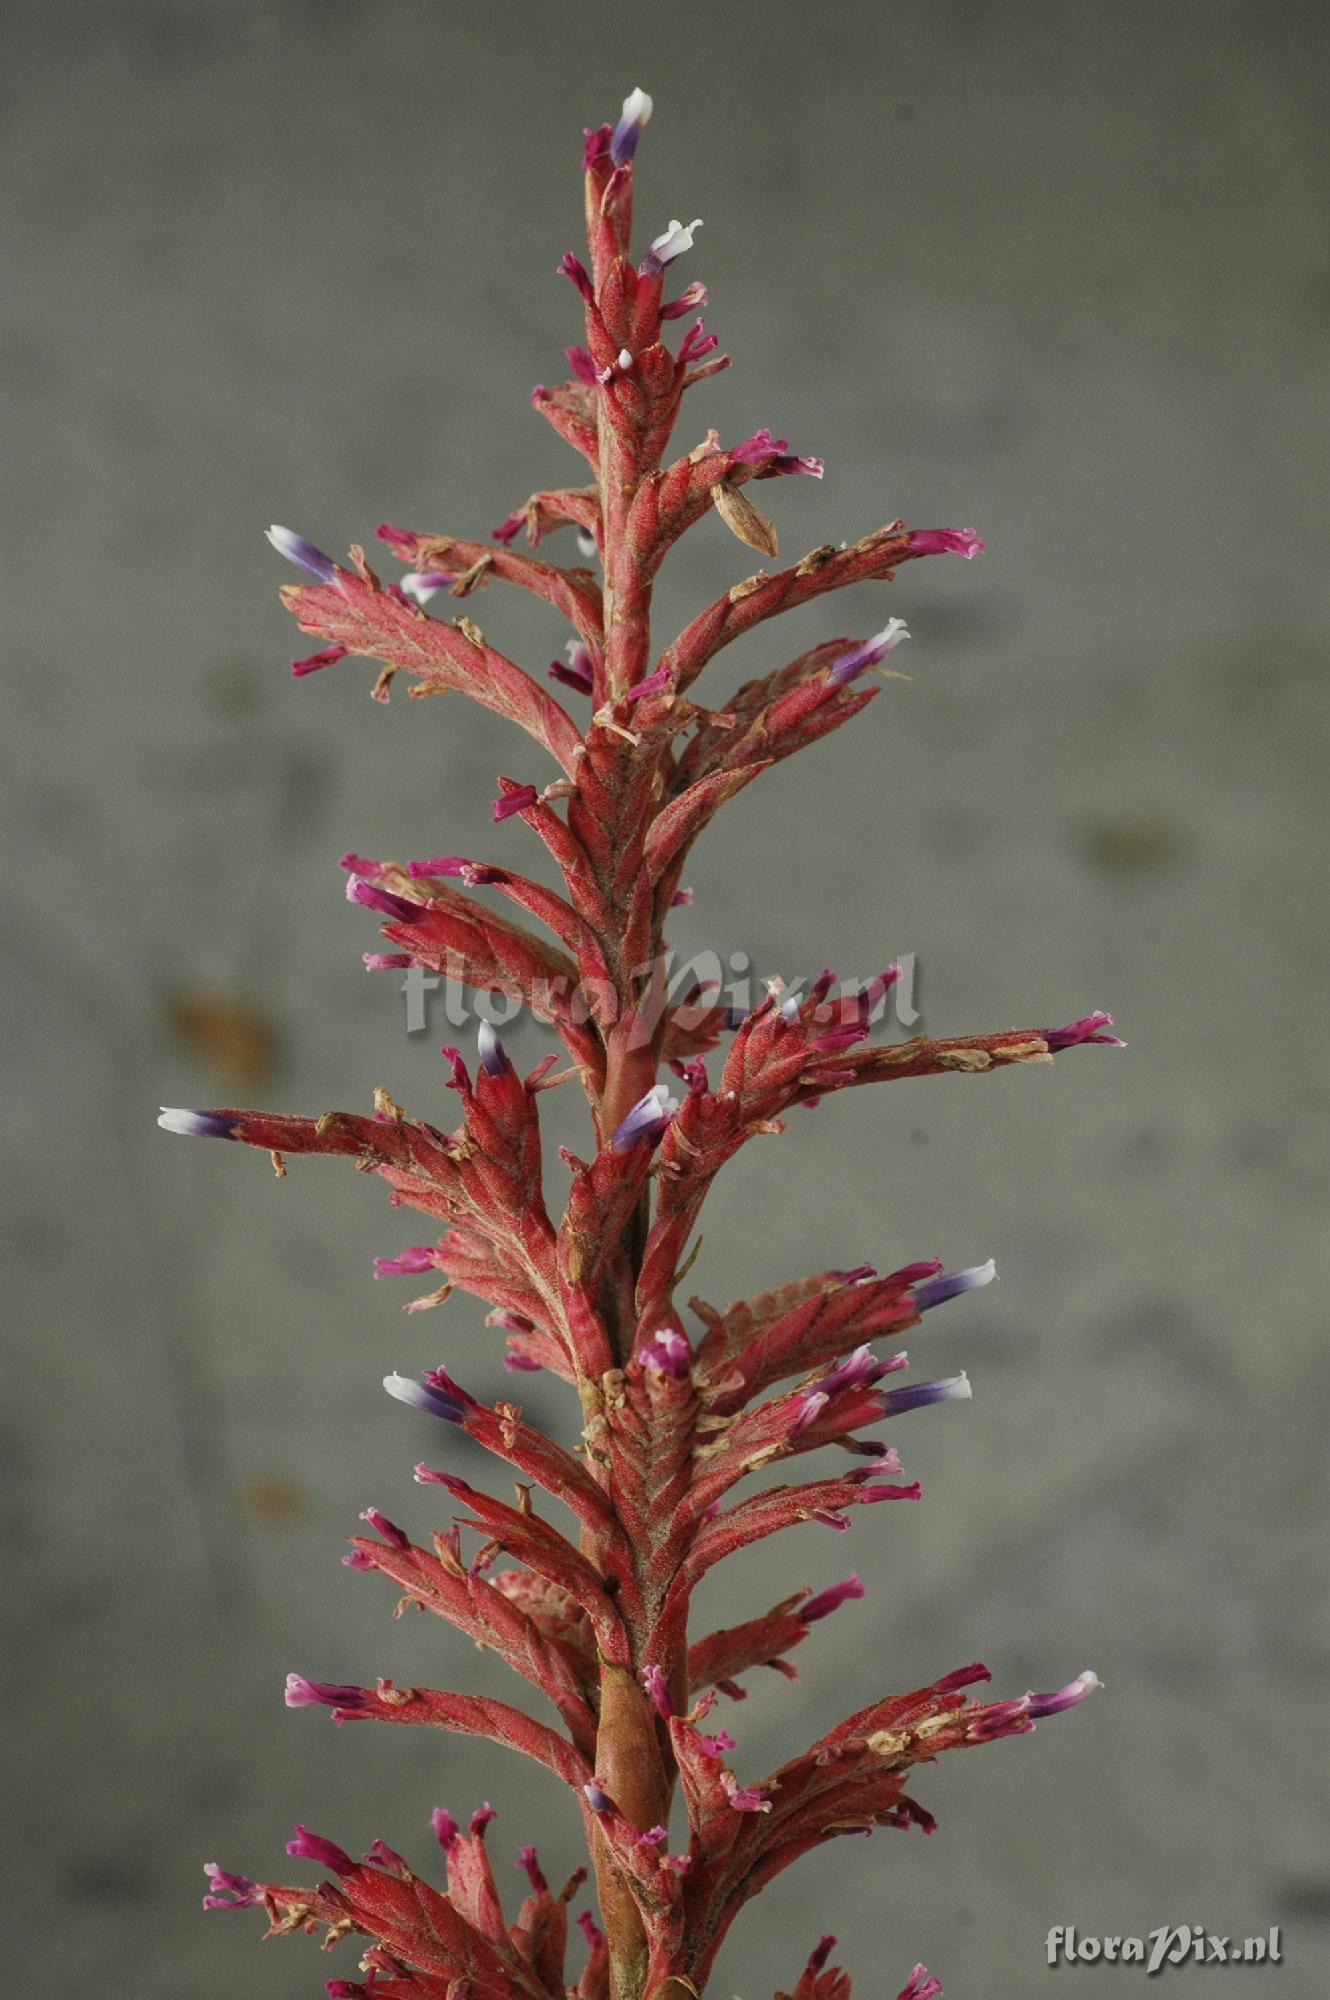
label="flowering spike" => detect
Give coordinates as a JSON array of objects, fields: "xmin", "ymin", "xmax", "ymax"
[{"xmin": 182, "ymin": 93, "xmax": 1114, "ymax": 2000}]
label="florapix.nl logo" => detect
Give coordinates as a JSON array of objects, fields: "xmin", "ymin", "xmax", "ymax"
[
  {"xmin": 392, "ymin": 945, "xmax": 922, "ymax": 1039},
  {"xmin": 1046, "ymin": 1926, "xmax": 1282, "ymax": 1973}
]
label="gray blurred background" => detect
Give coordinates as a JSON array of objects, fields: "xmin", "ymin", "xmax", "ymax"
[{"xmin": 4, "ymin": 1, "xmax": 1328, "ymax": 1994}]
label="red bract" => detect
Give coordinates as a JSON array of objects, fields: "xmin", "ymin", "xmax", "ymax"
[{"xmin": 172, "ymin": 90, "xmax": 1112, "ymax": 2000}]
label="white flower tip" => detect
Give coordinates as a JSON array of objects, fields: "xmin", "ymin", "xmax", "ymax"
[
  {"xmin": 345, "ymin": 873, "xmax": 364, "ymax": 902},
  {"xmin": 157, "ymin": 1107, "xmax": 200, "ymax": 1137},
  {"xmin": 622, "ymin": 86, "xmax": 653, "ymax": 124},
  {"xmin": 382, "ymin": 1371, "xmax": 415, "ymax": 1402},
  {"xmin": 969, "ymin": 1257, "xmax": 997, "ymax": 1289},
  {"xmin": 1076, "ymin": 1670, "xmax": 1103, "ymax": 1695},
  {"xmin": 266, "ymin": 524, "xmax": 296, "ymax": 553},
  {"xmin": 946, "ymin": 1372, "xmax": 973, "ymax": 1400}
]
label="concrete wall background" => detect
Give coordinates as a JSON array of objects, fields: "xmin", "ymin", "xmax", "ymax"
[{"xmin": 4, "ymin": 2, "xmax": 1328, "ymax": 1995}]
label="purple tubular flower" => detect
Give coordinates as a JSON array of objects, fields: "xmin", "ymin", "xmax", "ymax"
[
  {"xmin": 789, "ymin": 1390, "xmax": 829, "ymax": 1437},
  {"xmin": 430, "ymin": 1807, "xmax": 459, "ymax": 1851},
  {"xmin": 583, "ymin": 1781, "xmax": 616, "ymax": 1814},
  {"xmin": 912, "ymin": 1259, "xmax": 996, "ymax": 1312},
  {"xmin": 610, "ymin": 1082, "xmax": 680, "ymax": 1153},
  {"xmin": 1026, "ymin": 1669, "xmax": 1102, "ymax": 1717},
  {"xmin": 383, "ymin": 1371, "xmax": 466, "ymax": 1423},
  {"xmin": 670, "ymin": 885, "xmax": 694, "ymax": 906},
  {"xmin": 266, "ymin": 525, "xmax": 339, "ymax": 582},
  {"xmin": 567, "ymin": 345, "xmax": 598, "ymax": 385},
  {"xmin": 470, "ymin": 1801, "xmax": 498, "ymax": 1838},
  {"xmin": 157, "ymin": 1107, "xmax": 241, "ymax": 1141},
  {"xmin": 640, "ymin": 1328, "xmax": 691, "ymax": 1379},
  {"xmin": 767, "ymin": 453, "xmax": 824, "ymax": 478},
  {"xmin": 800, "ymin": 1573, "xmax": 865, "ymax": 1624},
  {"xmin": 285, "ymin": 1673, "xmax": 374, "ymax": 1712},
  {"xmin": 897, "ymin": 1968, "xmax": 943, "ymax": 2000},
  {"xmin": 398, "ymin": 571, "xmax": 454, "ymax": 604},
  {"xmin": 286, "ymin": 1825, "xmax": 356, "ymax": 1876},
  {"xmin": 724, "ymin": 1781, "xmax": 770, "ymax": 1813},
  {"xmin": 661, "ymin": 279, "xmax": 708, "ymax": 320},
  {"xmin": 363, "ymin": 953, "xmax": 413, "ymax": 970},
  {"xmin": 477, "ymin": 1020, "xmax": 508, "ymax": 1076},
  {"xmin": 362, "ymin": 1838, "xmax": 409, "ymax": 1876},
  {"xmin": 625, "ymin": 664, "xmax": 673, "ymax": 702},
  {"xmin": 346, "ymin": 875, "xmax": 426, "ymax": 924},
  {"xmin": 641, "ymin": 1664, "xmax": 674, "ymax": 1718},
  {"xmin": 609, "ymin": 86, "xmax": 652, "ymax": 166},
  {"xmin": 677, "ymin": 320, "xmax": 718, "ymax": 365},
  {"xmin": 816, "ymin": 1343, "xmax": 906, "ymax": 1398},
  {"xmin": 699, "ymin": 1728, "xmax": 737, "ymax": 1757},
  {"xmin": 557, "ymin": 251, "xmax": 595, "ymax": 302},
  {"xmin": 492, "ymin": 509, "xmax": 524, "ymax": 547},
  {"xmin": 373, "ymin": 1247, "xmax": 439, "ymax": 1278},
  {"xmin": 881, "ymin": 1374, "xmax": 972, "ymax": 1417},
  {"xmin": 967, "ymin": 1697, "xmax": 1035, "ymax": 1742},
  {"xmin": 503, "ymin": 1351, "xmax": 541, "ymax": 1373},
  {"xmin": 857, "ymin": 1479, "xmax": 923, "ymax": 1503},
  {"xmin": 907, "ymin": 527, "xmax": 985, "ymax": 560},
  {"xmin": 342, "ymin": 1549, "xmax": 375, "ymax": 1570},
  {"xmin": 1043, "ymin": 1010, "xmax": 1124, "ymax": 1051},
  {"xmin": 825, "ymin": 619, "xmax": 911, "ymax": 688},
  {"xmin": 549, "ymin": 638, "xmax": 595, "ymax": 694},
  {"xmin": 728, "ymin": 426, "xmax": 787, "ymax": 463},
  {"xmin": 292, "ymin": 645, "xmax": 348, "ymax": 678},
  {"xmin": 640, "ymin": 217, "xmax": 702, "ymax": 279},
  {"xmin": 492, "ymin": 784, "xmax": 539, "ymax": 822},
  {"xmin": 634, "ymin": 1824, "xmax": 669, "ymax": 1849},
  {"xmin": 806, "ymin": 1938, "xmax": 837, "ymax": 1976},
  {"xmin": 407, "ymin": 855, "xmax": 503, "ymax": 885},
  {"xmin": 201, "ymin": 1862, "xmax": 262, "ymax": 1911},
  {"xmin": 516, "ymin": 1844, "xmax": 548, "ymax": 1894},
  {"xmin": 358, "ymin": 1507, "xmax": 410, "ymax": 1548},
  {"xmin": 487, "ymin": 1308, "xmax": 536, "ymax": 1335}
]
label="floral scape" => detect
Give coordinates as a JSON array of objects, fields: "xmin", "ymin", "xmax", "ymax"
[{"xmin": 167, "ymin": 87, "xmax": 1115, "ymax": 2000}]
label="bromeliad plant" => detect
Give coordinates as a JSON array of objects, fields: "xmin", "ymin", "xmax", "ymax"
[{"xmin": 169, "ymin": 89, "xmax": 1115, "ymax": 2000}]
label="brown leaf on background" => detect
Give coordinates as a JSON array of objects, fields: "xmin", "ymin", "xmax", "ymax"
[{"xmin": 167, "ymin": 989, "xmax": 277, "ymax": 1088}]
